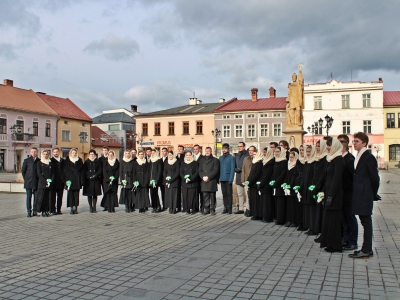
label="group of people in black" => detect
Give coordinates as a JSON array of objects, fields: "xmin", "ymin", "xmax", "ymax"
[{"xmin": 22, "ymin": 131, "xmax": 379, "ymax": 258}]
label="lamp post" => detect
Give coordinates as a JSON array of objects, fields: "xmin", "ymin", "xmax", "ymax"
[
  {"xmin": 211, "ymin": 128, "xmax": 221, "ymax": 156},
  {"xmin": 307, "ymin": 123, "xmax": 318, "ymax": 145},
  {"xmin": 310, "ymin": 115, "xmax": 334, "ymax": 138},
  {"xmin": 79, "ymin": 132, "xmax": 88, "ymax": 158}
]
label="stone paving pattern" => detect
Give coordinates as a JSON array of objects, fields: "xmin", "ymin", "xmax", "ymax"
[{"xmin": 0, "ymin": 170, "xmax": 399, "ymax": 299}]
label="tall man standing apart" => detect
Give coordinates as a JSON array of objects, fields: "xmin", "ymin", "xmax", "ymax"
[
  {"xmin": 199, "ymin": 147, "xmax": 220, "ymax": 215},
  {"xmin": 234, "ymin": 142, "xmax": 249, "ymax": 214},
  {"xmin": 22, "ymin": 147, "xmax": 40, "ymax": 217},
  {"xmin": 241, "ymin": 145, "xmax": 256, "ymax": 217},
  {"xmin": 219, "ymin": 143, "xmax": 235, "ymax": 214},
  {"xmin": 349, "ymin": 132, "xmax": 380, "ymax": 259},
  {"xmin": 50, "ymin": 147, "xmax": 64, "ymax": 215}
]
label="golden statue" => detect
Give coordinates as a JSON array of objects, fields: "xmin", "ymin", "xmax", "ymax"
[{"xmin": 286, "ymin": 64, "xmax": 304, "ymax": 126}]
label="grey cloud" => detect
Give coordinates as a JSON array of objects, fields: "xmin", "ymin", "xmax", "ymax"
[
  {"xmin": 0, "ymin": 43, "xmax": 17, "ymax": 60},
  {"xmin": 84, "ymin": 34, "xmax": 139, "ymax": 61}
]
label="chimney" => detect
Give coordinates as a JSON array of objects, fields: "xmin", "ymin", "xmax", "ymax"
[
  {"xmin": 130, "ymin": 105, "xmax": 138, "ymax": 112},
  {"xmin": 219, "ymin": 98, "xmax": 225, "ymax": 103},
  {"xmin": 251, "ymin": 88, "xmax": 258, "ymax": 101},
  {"xmin": 196, "ymin": 99, "xmax": 202, "ymax": 105},
  {"xmin": 3, "ymin": 79, "xmax": 13, "ymax": 87},
  {"xmin": 269, "ymin": 87, "xmax": 276, "ymax": 98},
  {"xmin": 189, "ymin": 97, "xmax": 197, "ymax": 105},
  {"xmin": 378, "ymin": 77, "xmax": 383, "ymax": 83}
]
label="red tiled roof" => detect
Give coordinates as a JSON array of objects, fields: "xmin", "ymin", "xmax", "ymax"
[
  {"xmin": 215, "ymin": 97, "xmax": 286, "ymax": 112},
  {"xmin": 91, "ymin": 126, "xmax": 123, "ymax": 148},
  {"xmin": 36, "ymin": 93, "xmax": 92, "ymax": 122},
  {"xmin": 0, "ymin": 84, "xmax": 58, "ymax": 116},
  {"xmin": 383, "ymin": 91, "xmax": 400, "ymax": 106}
]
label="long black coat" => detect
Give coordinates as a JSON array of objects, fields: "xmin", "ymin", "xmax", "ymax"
[
  {"xmin": 285, "ymin": 165, "xmax": 298, "ymax": 191},
  {"xmin": 149, "ymin": 158, "xmax": 163, "ymax": 185},
  {"xmin": 83, "ymin": 158, "xmax": 102, "ymax": 196},
  {"xmin": 133, "ymin": 161, "xmax": 150, "ymax": 188},
  {"xmin": 119, "ymin": 159, "xmax": 134, "ymax": 189},
  {"xmin": 342, "ymin": 153, "xmax": 355, "ymax": 207},
  {"xmin": 103, "ymin": 160, "xmax": 120, "ymax": 194},
  {"xmin": 324, "ymin": 156, "xmax": 345, "ymax": 211},
  {"xmin": 294, "ymin": 161, "xmax": 304, "ymax": 188},
  {"xmin": 180, "ymin": 160, "xmax": 199, "ymax": 188},
  {"xmin": 270, "ymin": 161, "xmax": 288, "ymax": 197},
  {"xmin": 247, "ymin": 160, "xmax": 263, "ymax": 188},
  {"xmin": 301, "ymin": 162, "xmax": 315, "ymax": 204},
  {"xmin": 258, "ymin": 159, "xmax": 274, "ymax": 193},
  {"xmin": 163, "ymin": 160, "xmax": 181, "ymax": 188},
  {"xmin": 352, "ymin": 151, "xmax": 380, "ymax": 216},
  {"xmin": 37, "ymin": 161, "xmax": 55, "ymax": 190},
  {"xmin": 312, "ymin": 158, "xmax": 328, "ymax": 196},
  {"xmin": 199, "ymin": 156, "xmax": 220, "ymax": 192},
  {"xmin": 22, "ymin": 156, "xmax": 40, "ymax": 189},
  {"xmin": 63, "ymin": 157, "xmax": 84, "ymax": 191},
  {"xmin": 50, "ymin": 157, "xmax": 64, "ymax": 189}
]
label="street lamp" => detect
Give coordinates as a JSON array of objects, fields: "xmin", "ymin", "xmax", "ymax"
[
  {"xmin": 79, "ymin": 132, "xmax": 88, "ymax": 158},
  {"xmin": 312, "ymin": 115, "xmax": 334, "ymax": 137},
  {"xmin": 307, "ymin": 123, "xmax": 318, "ymax": 145},
  {"xmin": 211, "ymin": 128, "xmax": 221, "ymax": 156}
]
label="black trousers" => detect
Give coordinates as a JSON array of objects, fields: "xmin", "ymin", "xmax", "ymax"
[
  {"xmin": 220, "ymin": 181, "xmax": 233, "ymax": 212},
  {"xmin": 358, "ymin": 215, "xmax": 373, "ymax": 253},
  {"xmin": 203, "ymin": 192, "xmax": 216, "ymax": 212},
  {"xmin": 51, "ymin": 188, "xmax": 64, "ymax": 213},
  {"xmin": 160, "ymin": 185, "xmax": 166, "ymax": 208},
  {"xmin": 150, "ymin": 186, "xmax": 160, "ymax": 209},
  {"xmin": 342, "ymin": 205, "xmax": 358, "ymax": 246}
]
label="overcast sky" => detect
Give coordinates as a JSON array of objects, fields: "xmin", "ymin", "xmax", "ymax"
[{"xmin": 1, "ymin": 0, "xmax": 399, "ymax": 117}]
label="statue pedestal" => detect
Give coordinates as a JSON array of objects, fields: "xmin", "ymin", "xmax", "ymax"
[{"xmin": 283, "ymin": 126, "xmax": 307, "ymax": 148}]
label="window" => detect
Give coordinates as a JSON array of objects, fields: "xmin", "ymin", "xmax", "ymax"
[
  {"xmin": 387, "ymin": 113, "xmax": 395, "ymax": 128},
  {"xmin": 273, "ymin": 123, "xmax": 281, "ymax": 136},
  {"xmin": 363, "ymin": 94, "xmax": 371, "ymax": 107},
  {"xmin": 235, "ymin": 125, "xmax": 243, "ymax": 138},
  {"xmin": 342, "ymin": 121, "xmax": 351, "ymax": 134},
  {"xmin": 342, "ymin": 95, "xmax": 350, "ymax": 108},
  {"xmin": 389, "ymin": 144, "xmax": 400, "ymax": 162},
  {"xmin": 234, "ymin": 114, "xmax": 243, "ymax": 119},
  {"xmin": 314, "ymin": 96, "xmax": 322, "ymax": 110},
  {"xmin": 223, "ymin": 115, "xmax": 231, "ymax": 119},
  {"xmin": 247, "ymin": 124, "xmax": 255, "ymax": 138},
  {"xmin": 16, "ymin": 120, "xmax": 24, "ymax": 140},
  {"xmin": 122, "ymin": 124, "xmax": 134, "ymax": 130},
  {"xmin": 154, "ymin": 123, "xmax": 160, "ymax": 135},
  {"xmin": 45, "ymin": 122, "xmax": 51, "ymax": 137},
  {"xmin": 61, "ymin": 130, "xmax": 71, "ymax": 141},
  {"xmin": 168, "ymin": 122, "xmax": 175, "ymax": 135},
  {"xmin": 196, "ymin": 121, "xmax": 203, "ymax": 134},
  {"xmin": 33, "ymin": 122, "xmax": 38, "ymax": 136},
  {"xmin": 273, "ymin": 113, "xmax": 281, "ymax": 117},
  {"xmin": 363, "ymin": 120, "xmax": 371, "ymax": 134},
  {"xmin": 108, "ymin": 124, "xmax": 120, "ymax": 131},
  {"xmin": 79, "ymin": 132, "xmax": 88, "ymax": 142},
  {"xmin": 247, "ymin": 114, "xmax": 255, "ymax": 119},
  {"xmin": 183, "ymin": 121, "xmax": 189, "ymax": 135},
  {"xmin": 0, "ymin": 118, "xmax": 6, "ymax": 134},
  {"xmin": 260, "ymin": 113, "xmax": 268, "ymax": 118},
  {"xmin": 260, "ymin": 124, "xmax": 268, "ymax": 137},
  {"xmin": 223, "ymin": 125, "xmax": 231, "ymax": 138},
  {"xmin": 142, "ymin": 123, "xmax": 148, "ymax": 136}
]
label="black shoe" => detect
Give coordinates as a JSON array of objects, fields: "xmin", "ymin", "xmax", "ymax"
[
  {"xmin": 103, "ymin": 208, "xmax": 107, "ymax": 211},
  {"xmin": 210, "ymin": 211, "xmax": 216, "ymax": 216},
  {"xmin": 45, "ymin": 212, "xmax": 50, "ymax": 217},
  {"xmin": 244, "ymin": 210, "xmax": 250, "ymax": 217},
  {"xmin": 27, "ymin": 212, "xmax": 31, "ymax": 218},
  {"xmin": 251, "ymin": 216, "xmax": 261, "ymax": 220},
  {"xmin": 261, "ymin": 219, "xmax": 268, "ymax": 223},
  {"xmin": 51, "ymin": 212, "xmax": 57, "ymax": 216},
  {"xmin": 290, "ymin": 223, "xmax": 298, "ymax": 228},
  {"xmin": 89, "ymin": 207, "xmax": 93, "ymax": 213},
  {"xmin": 202, "ymin": 211, "xmax": 210, "ymax": 215},
  {"xmin": 284, "ymin": 222, "xmax": 291, "ymax": 227},
  {"xmin": 314, "ymin": 237, "xmax": 321, "ymax": 243},
  {"xmin": 343, "ymin": 244, "xmax": 358, "ymax": 251},
  {"xmin": 307, "ymin": 230, "xmax": 317, "ymax": 236},
  {"xmin": 57, "ymin": 211, "xmax": 63, "ymax": 215},
  {"xmin": 304, "ymin": 229, "xmax": 311, "ymax": 235},
  {"xmin": 234, "ymin": 210, "xmax": 244, "ymax": 214},
  {"xmin": 324, "ymin": 247, "xmax": 342, "ymax": 253},
  {"xmin": 297, "ymin": 224, "xmax": 303, "ymax": 231},
  {"xmin": 275, "ymin": 222, "xmax": 284, "ymax": 225},
  {"xmin": 70, "ymin": 209, "xmax": 74, "ymax": 215},
  {"xmin": 221, "ymin": 209, "xmax": 227, "ymax": 214},
  {"xmin": 32, "ymin": 211, "xmax": 38, "ymax": 217},
  {"xmin": 41, "ymin": 212, "xmax": 46, "ymax": 217}
]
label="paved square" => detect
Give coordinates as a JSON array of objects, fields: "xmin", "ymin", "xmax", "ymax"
[{"xmin": 0, "ymin": 170, "xmax": 400, "ymax": 299}]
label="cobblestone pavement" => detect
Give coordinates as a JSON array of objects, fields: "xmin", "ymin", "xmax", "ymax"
[{"xmin": 0, "ymin": 170, "xmax": 399, "ymax": 300}]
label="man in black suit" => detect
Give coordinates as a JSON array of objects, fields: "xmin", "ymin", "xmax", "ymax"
[
  {"xmin": 349, "ymin": 132, "xmax": 380, "ymax": 258},
  {"xmin": 199, "ymin": 147, "xmax": 220, "ymax": 215},
  {"xmin": 50, "ymin": 147, "xmax": 64, "ymax": 215},
  {"xmin": 193, "ymin": 144, "xmax": 204, "ymax": 212},
  {"xmin": 21, "ymin": 147, "xmax": 40, "ymax": 217}
]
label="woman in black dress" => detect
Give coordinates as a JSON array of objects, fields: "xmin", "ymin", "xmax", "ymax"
[
  {"xmin": 36, "ymin": 150, "xmax": 54, "ymax": 217},
  {"xmin": 119, "ymin": 150, "xmax": 134, "ymax": 212},
  {"xmin": 164, "ymin": 151, "xmax": 181, "ymax": 214},
  {"xmin": 295, "ymin": 145, "xmax": 307, "ymax": 231},
  {"xmin": 302, "ymin": 145, "xmax": 316, "ymax": 234},
  {"xmin": 63, "ymin": 148, "xmax": 84, "ymax": 214},
  {"xmin": 320, "ymin": 138, "xmax": 345, "ymax": 253},
  {"xmin": 102, "ymin": 150, "xmax": 119, "ymax": 213},
  {"xmin": 83, "ymin": 149, "xmax": 102, "ymax": 213},
  {"xmin": 246, "ymin": 150, "xmax": 263, "ymax": 220},
  {"xmin": 181, "ymin": 151, "xmax": 199, "ymax": 214},
  {"xmin": 133, "ymin": 150, "xmax": 150, "ymax": 213},
  {"xmin": 284, "ymin": 151, "xmax": 299, "ymax": 227},
  {"xmin": 270, "ymin": 146, "xmax": 288, "ymax": 225},
  {"xmin": 259, "ymin": 147, "xmax": 275, "ymax": 223},
  {"xmin": 149, "ymin": 149, "xmax": 163, "ymax": 213}
]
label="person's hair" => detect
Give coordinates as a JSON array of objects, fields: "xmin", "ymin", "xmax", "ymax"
[
  {"xmin": 193, "ymin": 144, "xmax": 200, "ymax": 148},
  {"xmin": 323, "ymin": 136, "xmax": 332, "ymax": 141},
  {"xmin": 184, "ymin": 151, "xmax": 193, "ymax": 156},
  {"xmin": 248, "ymin": 146, "xmax": 257, "ymax": 152},
  {"xmin": 89, "ymin": 149, "xmax": 97, "ymax": 155},
  {"xmin": 290, "ymin": 147, "xmax": 299, "ymax": 154},
  {"xmin": 205, "ymin": 146, "xmax": 212, "ymax": 151},
  {"xmin": 279, "ymin": 140, "xmax": 289, "ymax": 149},
  {"xmin": 263, "ymin": 147, "xmax": 269, "ymax": 151},
  {"xmin": 108, "ymin": 150, "xmax": 115, "ymax": 156},
  {"xmin": 138, "ymin": 150, "xmax": 144, "ymax": 155},
  {"xmin": 145, "ymin": 147, "xmax": 152, "ymax": 151},
  {"xmin": 275, "ymin": 146, "xmax": 282, "ymax": 152},
  {"xmin": 316, "ymin": 140, "xmax": 320, "ymax": 145},
  {"xmin": 162, "ymin": 147, "xmax": 168, "ymax": 151},
  {"xmin": 337, "ymin": 134, "xmax": 350, "ymax": 143},
  {"xmin": 299, "ymin": 145, "xmax": 304, "ymax": 149},
  {"xmin": 151, "ymin": 149, "xmax": 156, "ymax": 152},
  {"xmin": 124, "ymin": 149, "xmax": 131, "ymax": 154},
  {"xmin": 269, "ymin": 142, "xmax": 278, "ymax": 147},
  {"xmin": 168, "ymin": 150, "xmax": 174, "ymax": 155},
  {"xmin": 52, "ymin": 147, "xmax": 60, "ymax": 152},
  {"xmin": 290, "ymin": 151, "xmax": 297, "ymax": 157},
  {"xmin": 131, "ymin": 149, "xmax": 137, "ymax": 152},
  {"xmin": 42, "ymin": 149, "xmax": 50, "ymax": 155},
  {"xmin": 178, "ymin": 145, "xmax": 184, "ymax": 149},
  {"xmin": 238, "ymin": 141, "xmax": 246, "ymax": 147},
  {"xmin": 354, "ymin": 132, "xmax": 369, "ymax": 145},
  {"xmin": 102, "ymin": 146, "xmax": 109, "ymax": 150},
  {"xmin": 342, "ymin": 141, "xmax": 349, "ymax": 151},
  {"xmin": 31, "ymin": 147, "xmax": 38, "ymax": 151},
  {"xmin": 326, "ymin": 139, "xmax": 332, "ymax": 146}
]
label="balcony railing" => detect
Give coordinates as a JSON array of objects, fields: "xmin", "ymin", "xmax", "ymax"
[
  {"xmin": 11, "ymin": 133, "xmax": 36, "ymax": 142},
  {"xmin": 0, "ymin": 134, "xmax": 7, "ymax": 141}
]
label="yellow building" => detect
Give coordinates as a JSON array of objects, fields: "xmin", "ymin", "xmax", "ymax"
[
  {"xmin": 383, "ymin": 91, "xmax": 400, "ymax": 168},
  {"xmin": 135, "ymin": 98, "xmax": 222, "ymax": 153},
  {"xmin": 37, "ymin": 93, "xmax": 92, "ymax": 160}
]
